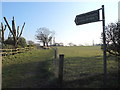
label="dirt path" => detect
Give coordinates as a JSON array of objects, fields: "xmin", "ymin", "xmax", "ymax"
[{"xmin": 14, "ymin": 60, "xmax": 57, "ymax": 88}]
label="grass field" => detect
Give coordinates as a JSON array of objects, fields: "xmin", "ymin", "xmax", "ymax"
[
  {"xmin": 57, "ymin": 46, "xmax": 118, "ymax": 88},
  {"xmin": 2, "ymin": 48, "xmax": 56, "ymax": 88},
  {"xmin": 2, "ymin": 46, "xmax": 119, "ymax": 88}
]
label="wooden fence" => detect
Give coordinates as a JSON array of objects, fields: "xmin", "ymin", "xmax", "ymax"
[{"xmin": 0, "ymin": 47, "xmax": 34, "ymax": 56}]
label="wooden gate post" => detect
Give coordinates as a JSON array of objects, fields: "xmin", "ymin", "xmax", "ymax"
[{"xmin": 58, "ymin": 54, "xmax": 64, "ymax": 87}]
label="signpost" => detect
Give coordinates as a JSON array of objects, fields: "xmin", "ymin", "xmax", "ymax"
[
  {"xmin": 75, "ymin": 9, "xmax": 100, "ymax": 25},
  {"xmin": 74, "ymin": 5, "xmax": 107, "ymax": 87},
  {"xmin": 101, "ymin": 5, "xmax": 107, "ymax": 87}
]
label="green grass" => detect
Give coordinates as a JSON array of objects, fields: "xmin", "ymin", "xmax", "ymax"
[
  {"xmin": 2, "ymin": 48, "xmax": 56, "ymax": 88},
  {"xmin": 2, "ymin": 46, "xmax": 119, "ymax": 88},
  {"xmin": 57, "ymin": 46, "xmax": 102, "ymax": 57},
  {"xmin": 57, "ymin": 46, "xmax": 119, "ymax": 88}
]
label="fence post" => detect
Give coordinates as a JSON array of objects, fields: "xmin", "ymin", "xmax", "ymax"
[
  {"xmin": 54, "ymin": 48, "xmax": 58, "ymax": 60},
  {"xmin": 54, "ymin": 48, "xmax": 58, "ymax": 66},
  {"xmin": 58, "ymin": 54, "xmax": 64, "ymax": 87}
]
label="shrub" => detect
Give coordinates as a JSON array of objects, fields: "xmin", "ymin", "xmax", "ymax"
[{"xmin": 4, "ymin": 37, "xmax": 27, "ymax": 48}]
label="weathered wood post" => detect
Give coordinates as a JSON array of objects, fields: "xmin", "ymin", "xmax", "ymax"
[
  {"xmin": 53, "ymin": 48, "xmax": 58, "ymax": 77},
  {"xmin": 54, "ymin": 48, "xmax": 58, "ymax": 60},
  {"xmin": 54, "ymin": 48, "xmax": 58, "ymax": 68},
  {"xmin": 58, "ymin": 54, "xmax": 64, "ymax": 87}
]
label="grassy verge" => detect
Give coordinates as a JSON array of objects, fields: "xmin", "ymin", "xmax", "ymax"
[{"xmin": 2, "ymin": 48, "xmax": 57, "ymax": 88}]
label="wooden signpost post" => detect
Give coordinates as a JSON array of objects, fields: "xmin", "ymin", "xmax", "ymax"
[{"xmin": 75, "ymin": 5, "xmax": 107, "ymax": 87}]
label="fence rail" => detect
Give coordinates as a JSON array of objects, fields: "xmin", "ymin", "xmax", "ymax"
[{"xmin": 0, "ymin": 47, "xmax": 34, "ymax": 56}]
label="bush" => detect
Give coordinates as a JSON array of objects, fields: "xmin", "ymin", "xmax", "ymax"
[
  {"xmin": 2, "ymin": 44, "xmax": 15, "ymax": 49},
  {"xmin": 101, "ymin": 22, "xmax": 120, "ymax": 56},
  {"xmin": 4, "ymin": 37, "xmax": 27, "ymax": 48},
  {"xmin": 17, "ymin": 37, "xmax": 27, "ymax": 48},
  {"xmin": 4, "ymin": 37, "xmax": 14, "ymax": 46}
]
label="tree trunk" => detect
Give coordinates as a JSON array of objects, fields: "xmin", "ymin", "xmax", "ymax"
[
  {"xmin": 1, "ymin": 23, "xmax": 4, "ymax": 44},
  {"xmin": 2, "ymin": 28, "xmax": 4, "ymax": 44},
  {"xmin": 13, "ymin": 37, "xmax": 17, "ymax": 48},
  {"xmin": 12, "ymin": 17, "xmax": 18, "ymax": 48},
  {"xmin": 46, "ymin": 42, "xmax": 48, "ymax": 47},
  {"xmin": 43, "ymin": 41, "xmax": 45, "ymax": 47}
]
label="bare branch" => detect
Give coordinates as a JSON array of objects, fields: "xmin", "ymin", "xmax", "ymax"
[
  {"xmin": 18, "ymin": 22, "xmax": 25, "ymax": 38},
  {"xmin": 3, "ymin": 17, "xmax": 15, "ymax": 37},
  {"xmin": 17, "ymin": 26, "xmax": 19, "ymax": 38},
  {"xmin": 12, "ymin": 19, "xmax": 16, "ymax": 36},
  {"xmin": 4, "ymin": 25, "xmax": 7, "ymax": 31},
  {"xmin": 17, "ymin": 22, "xmax": 25, "ymax": 43}
]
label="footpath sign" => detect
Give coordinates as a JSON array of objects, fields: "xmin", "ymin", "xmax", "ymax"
[
  {"xmin": 74, "ymin": 5, "xmax": 107, "ymax": 87},
  {"xmin": 75, "ymin": 10, "xmax": 100, "ymax": 25}
]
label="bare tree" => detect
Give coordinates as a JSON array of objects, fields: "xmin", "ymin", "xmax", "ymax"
[
  {"xmin": 27, "ymin": 40, "xmax": 34, "ymax": 45},
  {"xmin": 3, "ymin": 17, "xmax": 25, "ymax": 48},
  {"xmin": 0, "ymin": 22, "xmax": 7, "ymax": 44},
  {"xmin": 68, "ymin": 42, "xmax": 76, "ymax": 46},
  {"xmin": 35, "ymin": 27, "xmax": 54, "ymax": 47},
  {"xmin": 102, "ymin": 22, "xmax": 120, "ymax": 56}
]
